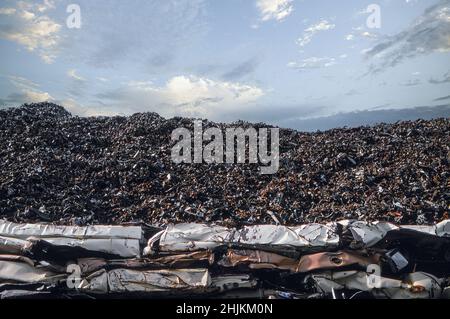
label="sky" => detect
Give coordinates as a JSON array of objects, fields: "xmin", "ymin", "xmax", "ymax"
[{"xmin": 0, "ymin": 0, "xmax": 449, "ymax": 129}]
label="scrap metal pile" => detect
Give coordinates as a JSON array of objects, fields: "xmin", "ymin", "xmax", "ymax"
[
  {"xmin": 0, "ymin": 103, "xmax": 449, "ymax": 299},
  {"xmin": 1, "ymin": 219, "xmax": 450, "ymax": 299},
  {"xmin": 0, "ymin": 103, "xmax": 449, "ymax": 226}
]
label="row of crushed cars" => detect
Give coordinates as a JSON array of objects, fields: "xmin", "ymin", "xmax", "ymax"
[{"xmin": 0, "ymin": 219, "xmax": 450, "ymax": 299}]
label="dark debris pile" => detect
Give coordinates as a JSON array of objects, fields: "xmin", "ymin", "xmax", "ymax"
[{"xmin": 0, "ymin": 102, "xmax": 449, "ymax": 226}]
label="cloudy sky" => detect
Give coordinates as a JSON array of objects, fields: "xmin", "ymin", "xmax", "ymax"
[{"xmin": 0, "ymin": 0, "xmax": 449, "ymax": 128}]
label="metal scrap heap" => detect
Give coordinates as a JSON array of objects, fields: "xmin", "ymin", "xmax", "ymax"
[
  {"xmin": 0, "ymin": 103, "xmax": 449, "ymax": 299},
  {"xmin": 0, "ymin": 219, "xmax": 450, "ymax": 299},
  {"xmin": 0, "ymin": 103, "xmax": 449, "ymax": 226}
]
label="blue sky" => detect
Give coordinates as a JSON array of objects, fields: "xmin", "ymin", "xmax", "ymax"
[{"xmin": 0, "ymin": 0, "xmax": 449, "ymax": 127}]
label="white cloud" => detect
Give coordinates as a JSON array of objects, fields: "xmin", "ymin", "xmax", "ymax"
[
  {"xmin": 7, "ymin": 75, "xmax": 40, "ymax": 90},
  {"xmin": 366, "ymin": 1, "xmax": 450, "ymax": 72},
  {"xmin": 21, "ymin": 90, "xmax": 53, "ymax": 103},
  {"xmin": 345, "ymin": 27, "xmax": 378, "ymax": 42},
  {"xmin": 361, "ymin": 31, "xmax": 378, "ymax": 39},
  {"xmin": 87, "ymin": 75, "xmax": 265, "ymax": 119},
  {"xmin": 0, "ymin": 7, "xmax": 16, "ymax": 15},
  {"xmin": 0, "ymin": 91, "xmax": 53, "ymax": 105},
  {"xmin": 36, "ymin": 0, "xmax": 56, "ymax": 13},
  {"xmin": 0, "ymin": 75, "xmax": 53, "ymax": 105},
  {"xmin": 0, "ymin": 1, "xmax": 61, "ymax": 63},
  {"xmin": 257, "ymin": 0, "xmax": 293, "ymax": 22},
  {"xmin": 297, "ymin": 19, "xmax": 336, "ymax": 47},
  {"xmin": 288, "ymin": 57, "xmax": 337, "ymax": 71},
  {"xmin": 67, "ymin": 69, "xmax": 86, "ymax": 82},
  {"xmin": 20, "ymin": 10, "xmax": 35, "ymax": 21}
]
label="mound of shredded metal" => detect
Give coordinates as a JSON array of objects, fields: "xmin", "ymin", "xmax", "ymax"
[{"xmin": 0, "ymin": 102, "xmax": 449, "ymax": 227}]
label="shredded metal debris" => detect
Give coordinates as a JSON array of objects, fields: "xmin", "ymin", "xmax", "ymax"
[{"xmin": 0, "ymin": 103, "xmax": 449, "ymax": 226}]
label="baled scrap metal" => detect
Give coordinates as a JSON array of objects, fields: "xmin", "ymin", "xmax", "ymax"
[
  {"xmin": 0, "ymin": 255, "xmax": 39, "ymax": 268},
  {"xmin": 0, "ymin": 255, "xmax": 65, "ymax": 270},
  {"xmin": 0, "ymin": 221, "xmax": 143, "ymax": 239},
  {"xmin": 210, "ymin": 274, "xmax": 258, "ymax": 293},
  {"xmin": 20, "ymin": 238, "xmax": 141, "ymax": 265},
  {"xmin": 80, "ymin": 268, "xmax": 211, "ymax": 294},
  {"xmin": 0, "ymin": 219, "xmax": 449, "ymax": 299},
  {"xmin": 296, "ymin": 251, "xmax": 380, "ymax": 273},
  {"xmin": 341, "ymin": 220, "xmax": 450, "ymax": 247},
  {"xmin": 145, "ymin": 222, "xmax": 339, "ymax": 254},
  {"xmin": 0, "ymin": 220, "xmax": 143, "ymax": 258},
  {"xmin": 230, "ymin": 223, "xmax": 339, "ymax": 247},
  {"xmin": 307, "ymin": 271, "xmax": 444, "ymax": 299},
  {"xmin": 80, "ymin": 269, "xmax": 259, "ymax": 296},
  {"xmin": 402, "ymin": 220, "xmax": 450, "ymax": 237},
  {"xmin": 340, "ymin": 220, "xmax": 398, "ymax": 247},
  {"xmin": 308, "ymin": 271, "xmax": 401, "ymax": 291},
  {"xmin": 77, "ymin": 258, "xmax": 108, "ymax": 275},
  {"xmin": 77, "ymin": 251, "xmax": 214, "ymax": 275},
  {"xmin": 108, "ymin": 268, "xmax": 211, "ymax": 293},
  {"xmin": 219, "ymin": 250, "xmax": 379, "ymax": 273},
  {"xmin": 219, "ymin": 249, "xmax": 300, "ymax": 271},
  {"xmin": 387, "ymin": 272, "xmax": 444, "ymax": 299},
  {"xmin": 147, "ymin": 220, "xmax": 450, "ymax": 254},
  {"xmin": 33, "ymin": 238, "xmax": 141, "ymax": 257},
  {"xmin": 0, "ymin": 258, "xmax": 66, "ymax": 284},
  {"xmin": 0, "ymin": 236, "xmax": 27, "ymax": 255},
  {"xmin": 151, "ymin": 223, "xmax": 233, "ymax": 253},
  {"xmin": 385, "ymin": 249, "xmax": 409, "ymax": 273}
]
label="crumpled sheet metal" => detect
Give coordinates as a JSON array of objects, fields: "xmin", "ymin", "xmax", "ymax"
[
  {"xmin": 219, "ymin": 249, "xmax": 299, "ymax": 271},
  {"xmin": 210, "ymin": 274, "xmax": 258, "ymax": 293},
  {"xmin": 1, "ymin": 237, "xmax": 140, "ymax": 259},
  {"xmin": 0, "ymin": 219, "xmax": 449, "ymax": 299},
  {"xmin": 0, "ymin": 220, "xmax": 143, "ymax": 239},
  {"xmin": 0, "ymin": 259, "xmax": 65, "ymax": 284},
  {"xmin": 77, "ymin": 251, "xmax": 214, "ymax": 275},
  {"xmin": 0, "ymin": 236, "xmax": 27, "ymax": 255},
  {"xmin": 340, "ymin": 220, "xmax": 450, "ymax": 247},
  {"xmin": 81, "ymin": 268, "xmax": 211, "ymax": 294},
  {"xmin": 219, "ymin": 250, "xmax": 379, "ymax": 273},
  {"xmin": 81, "ymin": 268, "xmax": 258, "ymax": 295},
  {"xmin": 147, "ymin": 222, "xmax": 339, "ymax": 254},
  {"xmin": 147, "ymin": 220, "xmax": 450, "ymax": 253},
  {"xmin": 296, "ymin": 251, "xmax": 380, "ymax": 273},
  {"xmin": 0, "ymin": 220, "xmax": 143, "ymax": 258},
  {"xmin": 153, "ymin": 224, "xmax": 232, "ymax": 252},
  {"xmin": 403, "ymin": 220, "xmax": 450, "ymax": 237},
  {"xmin": 34, "ymin": 238, "xmax": 140, "ymax": 258},
  {"xmin": 308, "ymin": 271, "xmax": 444, "ymax": 299},
  {"xmin": 231, "ymin": 224, "xmax": 339, "ymax": 247},
  {"xmin": 341, "ymin": 221, "xmax": 397, "ymax": 247}
]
